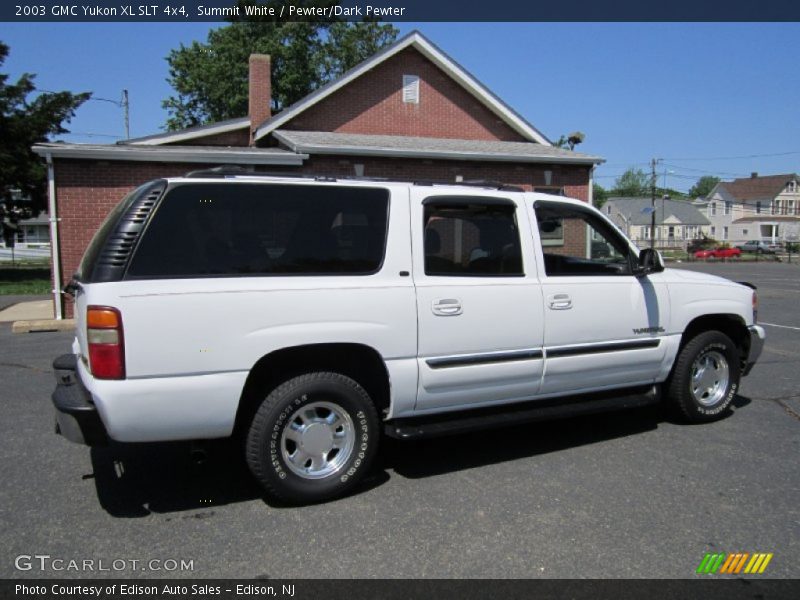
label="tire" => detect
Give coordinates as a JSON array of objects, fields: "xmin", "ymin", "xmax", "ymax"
[
  {"xmin": 245, "ymin": 372, "xmax": 379, "ymax": 503},
  {"xmin": 666, "ymin": 331, "xmax": 741, "ymax": 423}
]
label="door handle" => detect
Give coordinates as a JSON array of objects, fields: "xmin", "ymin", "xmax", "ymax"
[
  {"xmin": 548, "ymin": 293, "xmax": 573, "ymax": 310},
  {"xmin": 432, "ymin": 298, "xmax": 462, "ymax": 316}
]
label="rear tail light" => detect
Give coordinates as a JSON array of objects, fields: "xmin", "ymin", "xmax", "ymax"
[{"xmin": 87, "ymin": 306, "xmax": 125, "ymax": 379}]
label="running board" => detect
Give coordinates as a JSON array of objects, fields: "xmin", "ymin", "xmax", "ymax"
[{"xmin": 384, "ymin": 386, "xmax": 661, "ymax": 440}]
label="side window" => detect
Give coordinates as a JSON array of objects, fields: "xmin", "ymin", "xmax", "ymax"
[
  {"xmin": 127, "ymin": 183, "xmax": 389, "ymax": 278},
  {"xmin": 534, "ymin": 201, "xmax": 634, "ymax": 276},
  {"xmin": 424, "ymin": 199, "xmax": 523, "ymax": 277}
]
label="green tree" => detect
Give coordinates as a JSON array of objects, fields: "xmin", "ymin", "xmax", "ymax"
[
  {"xmin": 0, "ymin": 41, "xmax": 89, "ymax": 213},
  {"xmin": 163, "ymin": 3, "xmax": 398, "ymax": 130},
  {"xmin": 593, "ymin": 182, "xmax": 609, "ymax": 207},
  {"xmin": 688, "ymin": 175, "xmax": 720, "ymax": 199},
  {"xmin": 613, "ymin": 167, "xmax": 650, "ymax": 197}
]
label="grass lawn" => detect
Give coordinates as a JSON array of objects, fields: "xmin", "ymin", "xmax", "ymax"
[{"xmin": 0, "ymin": 266, "xmax": 51, "ymax": 295}]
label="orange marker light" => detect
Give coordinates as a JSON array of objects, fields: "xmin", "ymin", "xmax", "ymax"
[{"xmin": 87, "ymin": 308, "xmax": 120, "ymax": 329}]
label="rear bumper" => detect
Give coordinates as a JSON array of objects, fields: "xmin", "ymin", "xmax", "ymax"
[
  {"xmin": 743, "ymin": 325, "xmax": 765, "ymax": 376},
  {"xmin": 52, "ymin": 354, "xmax": 108, "ymax": 446}
]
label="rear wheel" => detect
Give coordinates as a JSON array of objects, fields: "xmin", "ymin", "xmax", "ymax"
[
  {"xmin": 666, "ymin": 331, "xmax": 741, "ymax": 423},
  {"xmin": 245, "ymin": 372, "xmax": 379, "ymax": 503}
]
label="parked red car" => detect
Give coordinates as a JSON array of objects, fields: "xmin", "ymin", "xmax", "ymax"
[{"xmin": 694, "ymin": 247, "xmax": 742, "ymax": 259}]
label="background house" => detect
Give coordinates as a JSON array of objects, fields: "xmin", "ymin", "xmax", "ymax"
[
  {"xmin": 699, "ymin": 173, "xmax": 800, "ymax": 244},
  {"xmin": 604, "ymin": 196, "xmax": 710, "ymax": 249},
  {"xmin": 33, "ymin": 31, "xmax": 603, "ymax": 319}
]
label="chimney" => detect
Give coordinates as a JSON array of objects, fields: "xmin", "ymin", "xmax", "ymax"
[
  {"xmin": 249, "ymin": 54, "xmax": 271, "ymax": 146},
  {"xmin": 751, "ymin": 172, "xmax": 758, "ymax": 179}
]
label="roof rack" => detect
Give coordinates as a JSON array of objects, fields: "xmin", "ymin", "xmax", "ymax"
[
  {"xmin": 184, "ymin": 166, "xmax": 335, "ymax": 181},
  {"xmin": 181, "ymin": 168, "xmax": 525, "ymax": 192},
  {"xmin": 413, "ymin": 179, "xmax": 524, "ymax": 193},
  {"xmin": 185, "ymin": 165, "xmax": 252, "ymax": 178}
]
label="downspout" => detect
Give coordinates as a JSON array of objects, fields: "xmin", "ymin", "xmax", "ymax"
[
  {"xmin": 45, "ymin": 152, "xmax": 63, "ymax": 320},
  {"xmin": 586, "ymin": 165, "xmax": 596, "ymax": 258}
]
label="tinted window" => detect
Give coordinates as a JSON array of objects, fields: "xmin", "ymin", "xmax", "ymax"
[
  {"xmin": 424, "ymin": 200, "xmax": 523, "ymax": 276},
  {"xmin": 535, "ymin": 201, "xmax": 634, "ymax": 276},
  {"xmin": 127, "ymin": 183, "xmax": 389, "ymax": 278}
]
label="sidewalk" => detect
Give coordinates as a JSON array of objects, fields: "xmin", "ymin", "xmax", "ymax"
[{"xmin": 0, "ymin": 296, "xmax": 74, "ymax": 332}]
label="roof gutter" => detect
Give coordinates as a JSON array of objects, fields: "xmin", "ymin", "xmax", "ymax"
[
  {"xmin": 275, "ymin": 138, "xmax": 604, "ymax": 166},
  {"xmin": 32, "ymin": 145, "xmax": 307, "ymax": 165}
]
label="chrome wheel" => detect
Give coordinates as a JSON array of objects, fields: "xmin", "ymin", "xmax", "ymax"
[
  {"xmin": 280, "ymin": 401, "xmax": 355, "ymax": 479},
  {"xmin": 691, "ymin": 350, "xmax": 730, "ymax": 406}
]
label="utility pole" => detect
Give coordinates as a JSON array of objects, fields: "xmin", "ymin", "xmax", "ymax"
[
  {"xmin": 650, "ymin": 158, "xmax": 657, "ymax": 248},
  {"xmin": 122, "ymin": 89, "xmax": 130, "ymax": 140}
]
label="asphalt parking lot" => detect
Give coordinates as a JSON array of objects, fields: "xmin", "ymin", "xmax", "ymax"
[{"xmin": 1, "ymin": 262, "xmax": 798, "ymax": 579}]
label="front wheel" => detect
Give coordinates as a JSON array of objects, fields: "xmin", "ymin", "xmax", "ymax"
[
  {"xmin": 245, "ymin": 372, "xmax": 379, "ymax": 503},
  {"xmin": 666, "ymin": 331, "xmax": 741, "ymax": 423}
]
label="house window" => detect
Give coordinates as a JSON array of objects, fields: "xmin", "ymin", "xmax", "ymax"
[
  {"xmin": 710, "ymin": 202, "xmax": 717, "ymax": 216},
  {"xmin": 723, "ymin": 226, "xmax": 728, "ymax": 240},
  {"xmin": 724, "ymin": 200, "xmax": 732, "ymax": 215},
  {"xmin": 789, "ymin": 181, "xmax": 797, "ymax": 192},
  {"xmin": 711, "ymin": 226, "xmax": 716, "ymax": 237},
  {"xmin": 402, "ymin": 75, "xmax": 420, "ymax": 104},
  {"xmin": 641, "ymin": 227, "xmax": 649, "ymax": 240},
  {"xmin": 743, "ymin": 229, "xmax": 749, "ymax": 236}
]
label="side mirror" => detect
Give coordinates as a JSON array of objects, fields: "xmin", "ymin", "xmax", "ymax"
[{"xmin": 636, "ymin": 247, "xmax": 664, "ymax": 275}]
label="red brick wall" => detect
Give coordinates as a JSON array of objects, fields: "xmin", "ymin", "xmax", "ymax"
[
  {"xmin": 52, "ymin": 158, "xmax": 589, "ymax": 317},
  {"xmin": 281, "ymin": 48, "xmax": 528, "ymax": 142}
]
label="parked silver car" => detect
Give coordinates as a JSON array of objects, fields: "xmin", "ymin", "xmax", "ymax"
[{"xmin": 737, "ymin": 240, "xmax": 780, "ymax": 254}]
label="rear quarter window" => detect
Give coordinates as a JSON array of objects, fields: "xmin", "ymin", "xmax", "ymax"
[{"xmin": 125, "ymin": 183, "xmax": 390, "ymax": 278}]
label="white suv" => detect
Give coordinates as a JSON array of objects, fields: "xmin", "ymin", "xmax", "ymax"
[{"xmin": 52, "ymin": 170, "xmax": 765, "ymax": 503}]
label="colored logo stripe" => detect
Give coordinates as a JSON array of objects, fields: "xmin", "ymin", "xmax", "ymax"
[{"xmin": 697, "ymin": 552, "xmax": 773, "ymax": 574}]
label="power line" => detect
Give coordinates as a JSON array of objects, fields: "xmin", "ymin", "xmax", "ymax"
[
  {"xmin": 35, "ymin": 89, "xmax": 130, "ymax": 139},
  {"xmin": 661, "ymin": 150, "xmax": 800, "ymax": 161},
  {"xmin": 661, "ymin": 163, "xmax": 752, "ymax": 178},
  {"xmin": 68, "ymin": 132, "xmax": 124, "ymax": 139}
]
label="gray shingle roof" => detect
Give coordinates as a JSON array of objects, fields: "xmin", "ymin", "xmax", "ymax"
[
  {"xmin": 273, "ymin": 130, "xmax": 604, "ymax": 164},
  {"xmin": 606, "ymin": 197, "xmax": 710, "ymax": 225}
]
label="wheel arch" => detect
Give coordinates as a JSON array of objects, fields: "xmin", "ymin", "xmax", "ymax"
[
  {"xmin": 679, "ymin": 314, "xmax": 750, "ymax": 369},
  {"xmin": 233, "ymin": 343, "xmax": 391, "ymax": 438}
]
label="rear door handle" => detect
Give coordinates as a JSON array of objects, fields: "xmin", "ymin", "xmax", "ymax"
[
  {"xmin": 432, "ymin": 298, "xmax": 463, "ymax": 316},
  {"xmin": 548, "ymin": 293, "xmax": 573, "ymax": 310}
]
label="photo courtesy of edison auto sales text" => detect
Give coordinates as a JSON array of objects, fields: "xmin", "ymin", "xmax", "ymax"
[{"xmin": 15, "ymin": 584, "xmax": 297, "ymax": 596}]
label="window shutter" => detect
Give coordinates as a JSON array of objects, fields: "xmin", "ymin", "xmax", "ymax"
[{"xmin": 402, "ymin": 75, "xmax": 420, "ymax": 104}]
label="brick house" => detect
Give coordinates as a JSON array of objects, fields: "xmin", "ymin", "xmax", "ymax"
[
  {"xmin": 697, "ymin": 173, "xmax": 800, "ymax": 245},
  {"xmin": 33, "ymin": 30, "xmax": 603, "ymax": 318}
]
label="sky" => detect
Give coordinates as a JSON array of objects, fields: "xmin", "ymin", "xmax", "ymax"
[{"xmin": 2, "ymin": 21, "xmax": 799, "ymax": 193}]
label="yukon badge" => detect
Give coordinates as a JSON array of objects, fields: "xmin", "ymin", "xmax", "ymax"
[{"xmin": 633, "ymin": 326, "xmax": 665, "ymax": 334}]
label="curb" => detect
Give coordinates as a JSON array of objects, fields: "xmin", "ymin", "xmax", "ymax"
[{"xmin": 12, "ymin": 319, "xmax": 75, "ymax": 334}]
